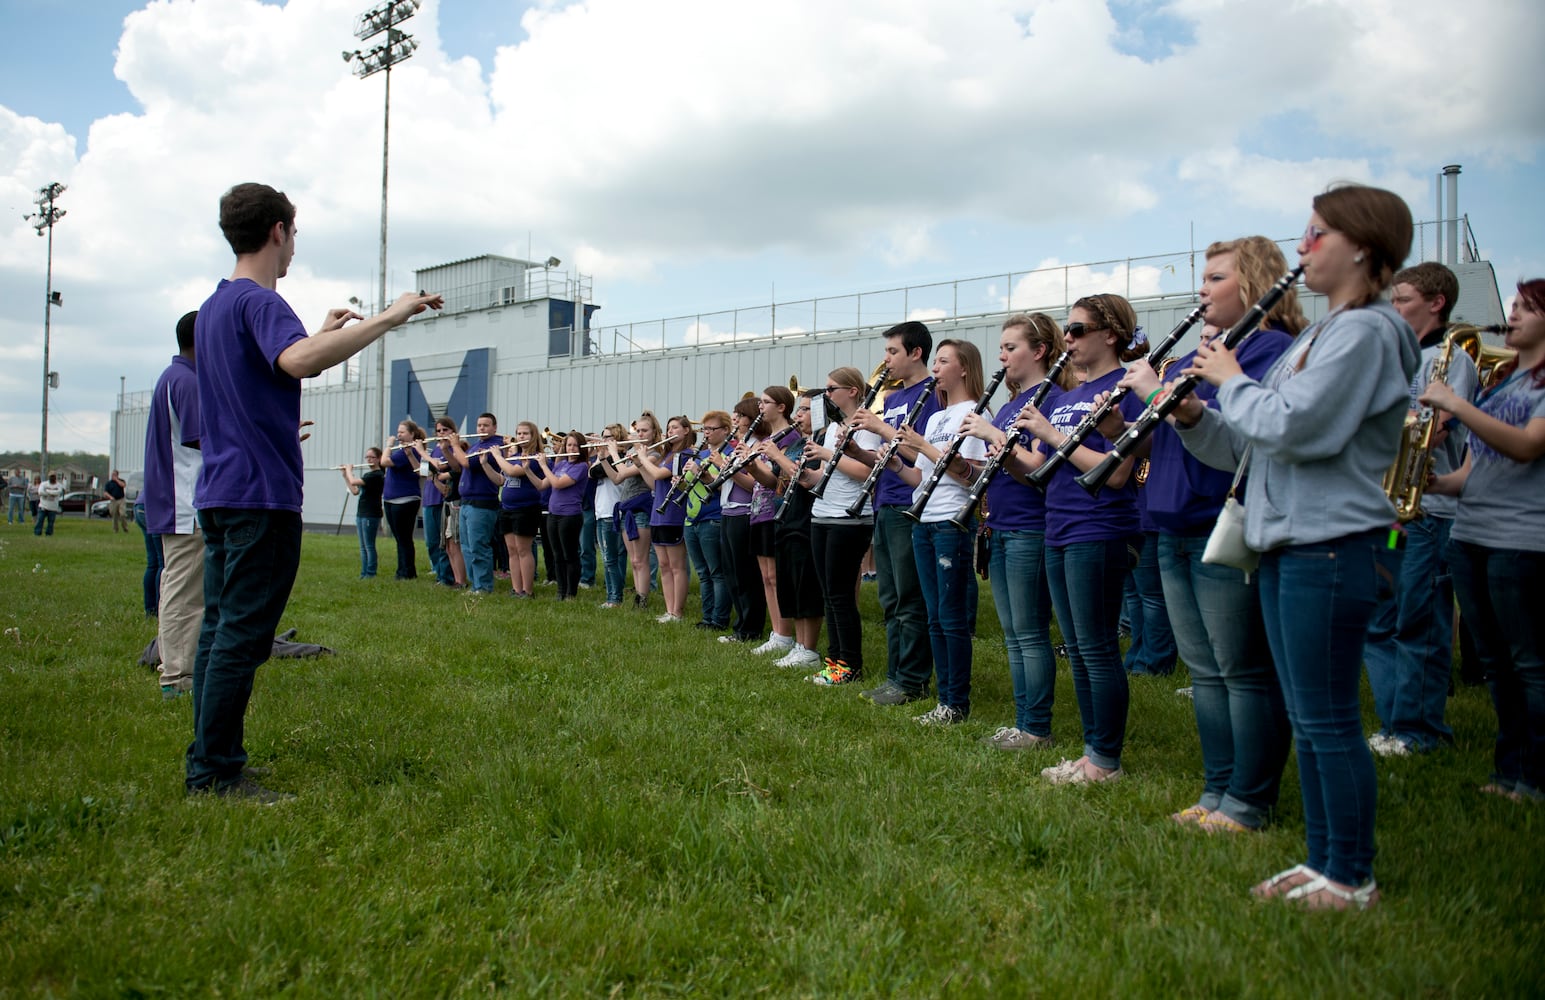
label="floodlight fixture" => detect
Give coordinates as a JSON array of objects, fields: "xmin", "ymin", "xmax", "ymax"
[{"xmin": 24, "ymin": 181, "xmax": 66, "ymax": 478}]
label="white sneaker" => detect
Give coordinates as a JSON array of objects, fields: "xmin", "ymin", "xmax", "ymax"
[
  {"xmin": 773, "ymin": 644, "xmax": 820, "ymax": 668},
  {"xmin": 751, "ymin": 634, "xmax": 795, "ymax": 656},
  {"xmin": 1040, "ymin": 757, "xmax": 1085, "ymax": 782},
  {"xmin": 656, "ymin": 612, "xmax": 683, "ymax": 624},
  {"xmin": 914, "ymin": 703, "xmax": 966, "ymax": 726},
  {"xmin": 1368, "ymin": 732, "xmax": 1412, "ymax": 757}
]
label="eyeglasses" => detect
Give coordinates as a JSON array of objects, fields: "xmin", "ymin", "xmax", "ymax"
[
  {"xmin": 1303, "ymin": 223, "xmax": 1331, "ymax": 246},
  {"xmin": 824, "ymin": 385, "xmax": 842, "ymax": 392},
  {"xmin": 702, "ymin": 424, "xmax": 726, "ymax": 432}
]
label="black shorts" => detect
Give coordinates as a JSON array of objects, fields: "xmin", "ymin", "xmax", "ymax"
[
  {"xmin": 498, "ymin": 506, "xmax": 541, "ymax": 537},
  {"xmin": 750, "ymin": 520, "xmax": 776, "ymax": 558},
  {"xmin": 651, "ymin": 524, "xmax": 684, "ymax": 546}
]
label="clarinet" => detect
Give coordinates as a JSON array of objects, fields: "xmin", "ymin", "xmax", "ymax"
[
  {"xmin": 1075, "ymin": 266, "xmax": 1304, "ymax": 495},
  {"xmin": 1024, "ymin": 304, "xmax": 1207, "ymax": 492},
  {"xmin": 770, "ymin": 427, "xmax": 810, "ymax": 525},
  {"xmin": 700, "ymin": 415, "xmax": 763, "ymax": 491},
  {"xmin": 656, "ymin": 443, "xmax": 720, "ymax": 513},
  {"xmin": 845, "ymin": 377, "xmax": 937, "ymax": 518},
  {"xmin": 949, "ymin": 351, "xmax": 1071, "ymax": 529},
  {"xmin": 809, "ymin": 366, "xmax": 890, "ymax": 499},
  {"xmin": 903, "ymin": 366, "xmax": 1008, "ymax": 522}
]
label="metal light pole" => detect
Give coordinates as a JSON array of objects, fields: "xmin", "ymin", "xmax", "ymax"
[
  {"xmin": 25, "ymin": 182, "xmax": 66, "ymax": 479},
  {"xmin": 344, "ymin": 0, "xmax": 419, "ymax": 446}
]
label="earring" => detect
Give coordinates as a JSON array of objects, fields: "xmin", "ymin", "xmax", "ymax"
[{"xmin": 1354, "ymin": 253, "xmax": 1365, "ymax": 264}]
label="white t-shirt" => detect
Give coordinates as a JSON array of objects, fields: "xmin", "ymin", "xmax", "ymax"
[
  {"xmin": 912, "ymin": 401, "xmax": 988, "ymax": 523},
  {"xmin": 38, "ymin": 481, "xmax": 63, "ymax": 512},
  {"xmin": 810, "ymin": 422, "xmax": 884, "ymax": 520}
]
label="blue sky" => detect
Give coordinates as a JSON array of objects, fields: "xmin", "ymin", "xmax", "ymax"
[{"xmin": 0, "ymin": 0, "xmax": 1541, "ymax": 454}]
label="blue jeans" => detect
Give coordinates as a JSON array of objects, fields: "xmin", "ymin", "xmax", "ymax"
[
  {"xmin": 460, "ymin": 505, "xmax": 499, "ymax": 593},
  {"xmin": 876, "ymin": 506, "xmax": 933, "ymax": 694},
  {"xmin": 1123, "ymin": 532, "xmax": 1177, "ymax": 675},
  {"xmin": 1258, "ymin": 530, "xmax": 1382, "ymax": 886},
  {"xmin": 913, "ymin": 519, "xmax": 976, "ymax": 714},
  {"xmin": 1448, "ymin": 540, "xmax": 1545, "ymax": 796},
  {"xmin": 685, "ymin": 518, "xmax": 729, "ymax": 626},
  {"xmin": 1158, "ymin": 532, "xmax": 1288, "ymax": 827},
  {"xmin": 579, "ymin": 509, "xmax": 597, "ymax": 587},
  {"xmin": 422, "ymin": 504, "xmax": 452, "ymax": 584},
  {"xmin": 136, "ymin": 505, "xmax": 162, "ymax": 615},
  {"xmin": 34, "ymin": 508, "xmax": 57, "ymax": 536},
  {"xmin": 1045, "ymin": 537, "xmax": 1131, "ymax": 770},
  {"xmin": 6, "ymin": 493, "xmax": 23, "ymax": 523},
  {"xmin": 1364, "ymin": 516, "xmax": 1455, "ymax": 749},
  {"xmin": 596, "ymin": 513, "xmax": 625, "ymax": 604},
  {"xmin": 988, "ymin": 529, "xmax": 1055, "ymax": 737},
  {"xmin": 356, "ymin": 515, "xmax": 380, "ymax": 578},
  {"xmin": 186, "ymin": 509, "xmax": 303, "ymax": 791}
]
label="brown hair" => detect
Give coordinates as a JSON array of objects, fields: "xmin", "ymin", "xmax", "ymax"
[
  {"xmin": 1071, "ymin": 293, "xmax": 1147, "ymax": 363},
  {"xmin": 1002, "ymin": 312, "xmax": 1074, "ymax": 392},
  {"xmin": 1392, "ymin": 261, "xmax": 1460, "ymax": 325},
  {"xmin": 399, "ymin": 418, "xmax": 426, "ymax": 441},
  {"xmin": 1496, "ymin": 279, "xmax": 1545, "ymax": 389},
  {"xmin": 1312, "ymin": 183, "xmax": 1413, "ymax": 308},
  {"xmin": 1206, "ymin": 236, "xmax": 1308, "ymax": 336},
  {"xmin": 731, "ymin": 397, "xmax": 759, "ymax": 425},
  {"xmin": 635, "ymin": 411, "xmax": 663, "ymax": 446},
  {"xmin": 935, "ymin": 339, "xmax": 986, "ymax": 407},
  {"xmin": 760, "ymin": 385, "xmax": 796, "ymax": 426},
  {"xmin": 664, "ymin": 416, "xmax": 695, "ymax": 454},
  {"xmin": 513, "ymin": 420, "xmax": 540, "ymax": 456}
]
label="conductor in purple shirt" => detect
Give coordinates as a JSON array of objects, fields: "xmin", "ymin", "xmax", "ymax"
[{"xmin": 185, "ymin": 182, "xmax": 441, "ymax": 802}]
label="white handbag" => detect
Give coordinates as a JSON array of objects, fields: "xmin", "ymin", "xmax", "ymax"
[{"xmin": 1202, "ymin": 446, "xmax": 1259, "ymax": 576}]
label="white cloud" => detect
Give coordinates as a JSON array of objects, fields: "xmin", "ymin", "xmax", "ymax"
[
  {"xmin": 1007, "ymin": 258, "xmax": 1170, "ymax": 312},
  {"xmin": 0, "ymin": 0, "xmax": 1539, "ymax": 450}
]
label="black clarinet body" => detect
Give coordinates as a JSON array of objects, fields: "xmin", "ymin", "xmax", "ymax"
[
  {"xmin": 950, "ymin": 351, "xmax": 1071, "ymax": 529},
  {"xmin": 1025, "ymin": 304, "xmax": 1208, "ymax": 492},
  {"xmin": 903, "ymin": 367, "xmax": 1008, "ymax": 522},
  {"xmin": 845, "ymin": 376, "xmax": 937, "ymax": 518},
  {"xmin": 1075, "ymin": 267, "xmax": 1305, "ymax": 495},
  {"xmin": 701, "ymin": 415, "xmax": 763, "ymax": 491},
  {"xmin": 810, "ymin": 366, "xmax": 890, "ymax": 499}
]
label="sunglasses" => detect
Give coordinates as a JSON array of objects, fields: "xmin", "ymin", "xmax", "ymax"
[
  {"xmin": 1064, "ymin": 322, "xmax": 1102, "ymax": 339},
  {"xmin": 1303, "ymin": 223, "xmax": 1331, "ymax": 247}
]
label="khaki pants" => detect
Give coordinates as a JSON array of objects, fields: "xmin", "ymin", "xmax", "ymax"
[
  {"xmin": 109, "ymin": 496, "xmax": 128, "ymax": 532},
  {"xmin": 158, "ymin": 529, "xmax": 204, "ymax": 692}
]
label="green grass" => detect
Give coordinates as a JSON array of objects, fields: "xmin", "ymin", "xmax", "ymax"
[{"xmin": 1, "ymin": 517, "xmax": 1540, "ymax": 997}]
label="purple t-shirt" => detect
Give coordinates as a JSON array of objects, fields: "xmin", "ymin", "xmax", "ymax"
[
  {"xmin": 459, "ymin": 437, "xmax": 504, "ymax": 504},
  {"xmin": 194, "ymin": 278, "xmax": 307, "ymax": 512},
  {"xmin": 499, "ymin": 456, "xmax": 542, "ymax": 509},
  {"xmin": 381, "ymin": 446, "xmax": 421, "ymax": 501},
  {"xmin": 144, "ymin": 354, "xmax": 201, "ymax": 535},
  {"xmin": 548, "ymin": 459, "xmax": 588, "ymax": 516},
  {"xmin": 1145, "ymin": 328, "xmax": 1294, "ymax": 534},
  {"xmin": 984, "ymin": 384, "xmax": 1060, "ymax": 533},
  {"xmin": 650, "ymin": 452, "xmax": 688, "ymax": 528},
  {"xmin": 1041, "ymin": 367, "xmax": 1143, "ymax": 546},
  {"xmin": 421, "ymin": 445, "xmax": 446, "ymax": 508},
  {"xmin": 875, "ymin": 379, "xmax": 941, "ymax": 508}
]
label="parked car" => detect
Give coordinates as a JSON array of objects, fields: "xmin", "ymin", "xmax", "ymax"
[
  {"xmin": 91, "ymin": 499, "xmax": 112, "ymax": 518},
  {"xmin": 59, "ymin": 491, "xmax": 107, "ymax": 514}
]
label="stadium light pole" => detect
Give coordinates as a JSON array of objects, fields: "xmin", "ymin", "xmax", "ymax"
[
  {"xmin": 25, "ymin": 182, "xmax": 66, "ymax": 479},
  {"xmin": 344, "ymin": 0, "xmax": 419, "ymax": 446}
]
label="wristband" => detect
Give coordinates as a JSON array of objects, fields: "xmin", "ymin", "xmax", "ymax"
[{"xmin": 1143, "ymin": 387, "xmax": 1163, "ymax": 406}]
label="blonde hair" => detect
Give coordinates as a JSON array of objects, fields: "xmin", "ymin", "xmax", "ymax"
[
  {"xmin": 1002, "ymin": 313, "xmax": 1074, "ymax": 392},
  {"xmin": 1205, "ymin": 236, "xmax": 1308, "ymax": 335}
]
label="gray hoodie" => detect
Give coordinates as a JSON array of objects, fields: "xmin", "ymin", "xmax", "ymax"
[{"xmin": 1177, "ymin": 300, "xmax": 1420, "ymax": 552}]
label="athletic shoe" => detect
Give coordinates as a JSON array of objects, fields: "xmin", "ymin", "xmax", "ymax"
[
  {"xmin": 188, "ymin": 777, "xmax": 294, "ymax": 805},
  {"xmin": 160, "ymin": 685, "xmax": 185, "ymax": 702},
  {"xmin": 1175, "ymin": 686, "xmax": 1194, "ymax": 699},
  {"xmin": 808, "ymin": 659, "xmax": 860, "ymax": 686},
  {"xmin": 773, "ymin": 644, "xmax": 820, "ymax": 668},
  {"xmin": 693, "ymin": 621, "xmax": 718, "ymax": 630},
  {"xmin": 750, "ymin": 633, "xmax": 795, "ymax": 656},
  {"xmin": 1368, "ymin": 732, "xmax": 1412, "ymax": 757},
  {"xmin": 578, "ymin": 582, "xmax": 593, "ymax": 590},
  {"xmin": 914, "ymin": 703, "xmax": 967, "ymax": 726},
  {"xmin": 982, "ymin": 726, "xmax": 1053, "ymax": 750},
  {"xmin": 717, "ymin": 633, "xmax": 749, "ymax": 644},
  {"xmin": 1042, "ymin": 757, "xmax": 1123, "ymax": 785},
  {"xmin": 862, "ymin": 680, "xmax": 928, "ymax": 706},
  {"xmin": 1053, "ymin": 643, "xmax": 1069, "ymax": 659},
  {"xmin": 599, "ymin": 601, "xmax": 621, "ymax": 609},
  {"xmin": 656, "ymin": 613, "xmax": 683, "ymax": 624}
]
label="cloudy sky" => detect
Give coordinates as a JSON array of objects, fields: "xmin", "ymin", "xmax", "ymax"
[{"xmin": 1, "ymin": 0, "xmax": 1541, "ymax": 456}]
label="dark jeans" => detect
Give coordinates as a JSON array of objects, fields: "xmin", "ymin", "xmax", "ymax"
[
  {"xmin": 547, "ymin": 512, "xmax": 583, "ymax": 598},
  {"xmin": 33, "ymin": 508, "xmax": 57, "ymax": 536},
  {"xmin": 383, "ymin": 499, "xmax": 420, "ymax": 580},
  {"xmin": 1123, "ymin": 531, "xmax": 1177, "ymax": 675},
  {"xmin": 579, "ymin": 509, "xmax": 597, "ymax": 586},
  {"xmin": 810, "ymin": 520, "xmax": 871, "ymax": 671},
  {"xmin": 914, "ymin": 518, "xmax": 976, "ymax": 713},
  {"xmin": 1259, "ymin": 530, "xmax": 1382, "ymax": 886},
  {"xmin": 136, "ymin": 505, "xmax": 163, "ymax": 615},
  {"xmin": 1158, "ymin": 531, "xmax": 1287, "ymax": 827},
  {"xmin": 988, "ymin": 529, "xmax": 1055, "ymax": 737},
  {"xmin": 1045, "ymin": 537, "xmax": 1132, "ymax": 771},
  {"xmin": 1448, "ymin": 539, "xmax": 1545, "ymax": 796},
  {"xmin": 874, "ymin": 506, "xmax": 932, "ymax": 695},
  {"xmin": 686, "ymin": 518, "xmax": 729, "ymax": 626},
  {"xmin": 422, "ymin": 503, "xmax": 452, "ymax": 585},
  {"xmin": 722, "ymin": 514, "xmax": 765, "ymax": 639},
  {"xmin": 1365, "ymin": 515, "xmax": 1456, "ymax": 749},
  {"xmin": 186, "ymin": 509, "xmax": 303, "ymax": 791}
]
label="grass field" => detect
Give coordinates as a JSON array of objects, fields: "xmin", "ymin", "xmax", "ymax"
[{"xmin": 1, "ymin": 516, "xmax": 1540, "ymax": 997}]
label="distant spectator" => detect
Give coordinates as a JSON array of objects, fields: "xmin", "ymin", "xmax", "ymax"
[
  {"xmin": 6, "ymin": 470, "xmax": 25, "ymax": 524},
  {"xmin": 105, "ymin": 470, "xmax": 129, "ymax": 533},
  {"xmin": 34, "ymin": 473, "xmax": 62, "ymax": 536},
  {"xmin": 28, "ymin": 475, "xmax": 41, "ymax": 517}
]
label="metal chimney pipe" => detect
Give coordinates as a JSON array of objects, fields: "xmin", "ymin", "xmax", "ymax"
[
  {"xmin": 1434, "ymin": 172, "xmax": 1444, "ymax": 263},
  {"xmin": 1443, "ymin": 164, "xmax": 1461, "ymax": 265}
]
